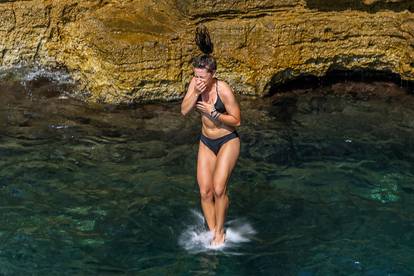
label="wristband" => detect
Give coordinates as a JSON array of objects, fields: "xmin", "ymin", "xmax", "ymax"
[
  {"xmin": 212, "ymin": 110, "xmax": 221, "ymax": 120},
  {"xmin": 210, "ymin": 107, "xmax": 216, "ymax": 117}
]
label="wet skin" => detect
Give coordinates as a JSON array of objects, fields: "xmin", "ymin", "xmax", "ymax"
[{"xmin": 181, "ymin": 67, "xmax": 241, "ymax": 246}]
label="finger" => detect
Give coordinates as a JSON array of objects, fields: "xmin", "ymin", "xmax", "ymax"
[
  {"xmin": 196, "ymin": 86, "xmax": 203, "ymax": 93},
  {"xmin": 197, "ymin": 79, "xmax": 204, "ymax": 85},
  {"xmin": 196, "ymin": 105, "xmax": 206, "ymax": 112},
  {"xmin": 196, "ymin": 103, "xmax": 206, "ymax": 109},
  {"xmin": 196, "ymin": 82, "xmax": 204, "ymax": 89},
  {"xmin": 198, "ymin": 84, "xmax": 205, "ymax": 90},
  {"xmin": 196, "ymin": 103, "xmax": 204, "ymax": 109}
]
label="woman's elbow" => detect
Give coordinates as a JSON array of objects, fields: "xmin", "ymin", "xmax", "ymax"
[
  {"xmin": 181, "ymin": 107, "xmax": 189, "ymax": 116},
  {"xmin": 235, "ymin": 119, "xmax": 241, "ymax": 127}
]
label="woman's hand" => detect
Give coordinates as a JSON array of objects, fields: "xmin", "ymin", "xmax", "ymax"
[
  {"xmin": 195, "ymin": 77, "xmax": 207, "ymax": 95},
  {"xmin": 196, "ymin": 101, "xmax": 214, "ymax": 115}
]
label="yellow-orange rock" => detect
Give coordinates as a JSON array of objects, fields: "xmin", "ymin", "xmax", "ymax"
[{"xmin": 0, "ymin": 0, "xmax": 413, "ymax": 103}]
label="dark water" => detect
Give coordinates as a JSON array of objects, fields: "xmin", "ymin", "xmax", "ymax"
[{"xmin": 0, "ymin": 68, "xmax": 414, "ymax": 275}]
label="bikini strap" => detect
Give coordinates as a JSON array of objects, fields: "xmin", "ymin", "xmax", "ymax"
[{"xmin": 216, "ymin": 79, "xmax": 219, "ymax": 98}]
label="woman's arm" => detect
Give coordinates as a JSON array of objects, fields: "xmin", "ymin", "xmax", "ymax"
[
  {"xmin": 196, "ymin": 81, "xmax": 241, "ymax": 127},
  {"xmin": 181, "ymin": 77, "xmax": 201, "ymax": 116},
  {"xmin": 215, "ymin": 82, "xmax": 241, "ymax": 127}
]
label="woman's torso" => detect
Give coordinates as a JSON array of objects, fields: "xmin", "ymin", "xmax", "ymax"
[{"xmin": 198, "ymin": 79, "xmax": 235, "ymax": 139}]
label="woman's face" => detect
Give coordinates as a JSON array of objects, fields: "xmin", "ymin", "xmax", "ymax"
[{"xmin": 193, "ymin": 67, "xmax": 214, "ymax": 85}]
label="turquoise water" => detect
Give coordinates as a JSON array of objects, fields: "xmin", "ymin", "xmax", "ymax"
[{"xmin": 0, "ymin": 69, "xmax": 414, "ymax": 275}]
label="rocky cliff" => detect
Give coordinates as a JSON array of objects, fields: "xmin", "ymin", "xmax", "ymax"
[{"xmin": 0, "ymin": 0, "xmax": 413, "ymax": 103}]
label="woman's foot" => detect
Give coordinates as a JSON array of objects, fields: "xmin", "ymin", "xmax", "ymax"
[
  {"xmin": 211, "ymin": 231, "xmax": 226, "ymax": 246},
  {"xmin": 210, "ymin": 228, "xmax": 216, "ymax": 242}
]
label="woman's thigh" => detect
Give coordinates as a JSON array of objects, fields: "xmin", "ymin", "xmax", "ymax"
[
  {"xmin": 213, "ymin": 138, "xmax": 240, "ymax": 192},
  {"xmin": 197, "ymin": 141, "xmax": 217, "ymax": 192}
]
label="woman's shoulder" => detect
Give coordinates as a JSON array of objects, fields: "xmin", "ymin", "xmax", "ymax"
[
  {"xmin": 217, "ymin": 79, "xmax": 235, "ymax": 100},
  {"xmin": 217, "ymin": 79, "xmax": 233, "ymax": 94}
]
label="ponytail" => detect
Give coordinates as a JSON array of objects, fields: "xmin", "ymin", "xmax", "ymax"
[
  {"xmin": 192, "ymin": 25, "xmax": 217, "ymax": 72},
  {"xmin": 195, "ymin": 25, "xmax": 214, "ymax": 55}
]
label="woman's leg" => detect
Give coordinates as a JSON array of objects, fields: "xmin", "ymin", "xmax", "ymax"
[
  {"xmin": 212, "ymin": 137, "xmax": 240, "ymax": 245},
  {"xmin": 197, "ymin": 141, "xmax": 217, "ymax": 232}
]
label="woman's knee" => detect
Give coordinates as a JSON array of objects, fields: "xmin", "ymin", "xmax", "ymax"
[
  {"xmin": 213, "ymin": 185, "xmax": 227, "ymax": 198},
  {"xmin": 200, "ymin": 188, "xmax": 214, "ymax": 201}
]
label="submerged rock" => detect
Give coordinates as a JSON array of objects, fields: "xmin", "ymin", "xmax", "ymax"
[{"xmin": 0, "ymin": 0, "xmax": 412, "ymax": 103}]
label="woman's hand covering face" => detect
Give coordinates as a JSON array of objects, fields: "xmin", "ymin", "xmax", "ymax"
[{"xmin": 195, "ymin": 77, "xmax": 207, "ymax": 94}]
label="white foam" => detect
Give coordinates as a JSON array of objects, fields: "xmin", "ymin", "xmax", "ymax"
[
  {"xmin": 21, "ymin": 66, "xmax": 75, "ymax": 84},
  {"xmin": 178, "ymin": 210, "xmax": 256, "ymax": 254},
  {"xmin": 0, "ymin": 63, "xmax": 75, "ymax": 85}
]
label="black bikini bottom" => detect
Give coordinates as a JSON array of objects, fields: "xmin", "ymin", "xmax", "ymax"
[{"xmin": 200, "ymin": 131, "xmax": 239, "ymax": 155}]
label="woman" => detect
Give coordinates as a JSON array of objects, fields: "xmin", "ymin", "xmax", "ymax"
[{"xmin": 181, "ymin": 25, "xmax": 241, "ymax": 246}]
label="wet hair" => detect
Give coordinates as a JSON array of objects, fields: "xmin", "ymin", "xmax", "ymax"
[{"xmin": 192, "ymin": 25, "xmax": 217, "ymax": 72}]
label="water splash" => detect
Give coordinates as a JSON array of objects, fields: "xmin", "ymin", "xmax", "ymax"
[
  {"xmin": 0, "ymin": 63, "xmax": 75, "ymax": 84},
  {"xmin": 178, "ymin": 210, "xmax": 256, "ymax": 254},
  {"xmin": 21, "ymin": 66, "xmax": 75, "ymax": 85},
  {"xmin": 0, "ymin": 64, "xmax": 77, "ymax": 99}
]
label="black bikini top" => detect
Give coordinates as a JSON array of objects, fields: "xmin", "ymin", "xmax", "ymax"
[{"xmin": 197, "ymin": 79, "xmax": 227, "ymax": 113}]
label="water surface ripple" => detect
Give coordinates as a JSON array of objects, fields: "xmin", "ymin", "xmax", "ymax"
[{"xmin": 0, "ymin": 71, "xmax": 413, "ymax": 275}]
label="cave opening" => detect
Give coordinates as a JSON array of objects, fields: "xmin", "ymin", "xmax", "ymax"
[{"xmin": 266, "ymin": 69, "xmax": 414, "ymax": 97}]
